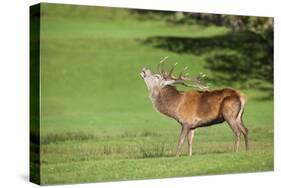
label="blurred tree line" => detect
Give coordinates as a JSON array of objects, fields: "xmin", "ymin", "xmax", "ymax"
[
  {"xmin": 178, "ymin": 13, "xmax": 273, "ymax": 34},
  {"xmin": 131, "ymin": 10, "xmax": 273, "ymax": 35},
  {"xmin": 179, "ymin": 13, "xmax": 273, "ymax": 89},
  {"xmin": 134, "ymin": 9, "xmax": 273, "ymax": 92}
]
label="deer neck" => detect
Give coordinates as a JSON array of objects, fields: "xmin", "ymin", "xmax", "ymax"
[{"xmin": 149, "ymin": 85, "xmax": 181, "ymax": 118}]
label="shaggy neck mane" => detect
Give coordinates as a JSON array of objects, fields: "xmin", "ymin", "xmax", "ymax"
[{"xmin": 149, "ymin": 85, "xmax": 182, "ymax": 119}]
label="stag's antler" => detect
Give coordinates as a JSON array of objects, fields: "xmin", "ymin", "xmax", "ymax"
[
  {"xmin": 157, "ymin": 56, "xmax": 169, "ymax": 77},
  {"xmin": 157, "ymin": 57, "xmax": 209, "ymax": 90}
]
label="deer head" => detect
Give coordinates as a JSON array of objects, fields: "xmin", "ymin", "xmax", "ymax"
[{"xmin": 140, "ymin": 57, "xmax": 209, "ymax": 92}]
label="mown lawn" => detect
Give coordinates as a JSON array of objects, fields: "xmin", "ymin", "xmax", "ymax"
[{"xmin": 35, "ymin": 3, "xmax": 274, "ymax": 185}]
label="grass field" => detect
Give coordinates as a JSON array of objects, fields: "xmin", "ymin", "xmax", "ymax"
[{"xmin": 34, "ymin": 4, "xmax": 273, "ymax": 185}]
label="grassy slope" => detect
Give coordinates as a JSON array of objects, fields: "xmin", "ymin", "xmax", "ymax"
[{"xmin": 38, "ymin": 4, "xmax": 273, "ymax": 185}]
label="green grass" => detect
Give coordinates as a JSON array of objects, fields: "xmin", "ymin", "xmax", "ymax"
[
  {"xmin": 35, "ymin": 3, "xmax": 274, "ymax": 185},
  {"xmin": 41, "ymin": 150, "xmax": 273, "ymax": 184}
]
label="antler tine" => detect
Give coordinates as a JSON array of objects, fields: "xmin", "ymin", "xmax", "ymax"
[
  {"xmin": 174, "ymin": 68, "xmax": 209, "ymax": 90},
  {"xmin": 157, "ymin": 56, "xmax": 169, "ymax": 76},
  {"xmin": 182, "ymin": 82, "xmax": 209, "ymax": 90},
  {"xmin": 168, "ymin": 62, "xmax": 178, "ymax": 77},
  {"xmin": 199, "ymin": 72, "xmax": 206, "ymax": 79},
  {"xmin": 178, "ymin": 66, "xmax": 189, "ymax": 78},
  {"xmin": 180, "ymin": 74, "xmax": 209, "ymax": 90},
  {"xmin": 157, "ymin": 58, "xmax": 209, "ymax": 90}
]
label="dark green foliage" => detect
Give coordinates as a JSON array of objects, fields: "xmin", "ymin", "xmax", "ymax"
[
  {"xmin": 165, "ymin": 13, "xmax": 273, "ymax": 88},
  {"xmin": 143, "ymin": 30, "xmax": 273, "ymax": 91}
]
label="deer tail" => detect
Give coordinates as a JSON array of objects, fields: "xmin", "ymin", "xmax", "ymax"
[{"xmin": 236, "ymin": 90, "xmax": 247, "ymax": 120}]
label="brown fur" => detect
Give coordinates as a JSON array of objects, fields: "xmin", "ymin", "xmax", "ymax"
[{"xmin": 152, "ymin": 86, "xmax": 249, "ymax": 156}]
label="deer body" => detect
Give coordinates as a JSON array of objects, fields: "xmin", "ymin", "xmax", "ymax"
[
  {"xmin": 141, "ymin": 59, "xmax": 249, "ymax": 156},
  {"xmin": 151, "ymin": 86, "xmax": 247, "ymax": 128}
]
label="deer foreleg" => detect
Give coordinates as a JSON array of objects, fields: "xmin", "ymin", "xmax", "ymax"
[
  {"xmin": 176, "ymin": 125, "xmax": 190, "ymax": 157},
  {"xmin": 187, "ymin": 130, "xmax": 194, "ymax": 156}
]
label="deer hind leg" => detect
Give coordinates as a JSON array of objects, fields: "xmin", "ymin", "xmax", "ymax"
[
  {"xmin": 222, "ymin": 96, "xmax": 242, "ymax": 152},
  {"xmin": 236, "ymin": 93, "xmax": 249, "ymax": 151},
  {"xmin": 186, "ymin": 130, "xmax": 194, "ymax": 156},
  {"xmin": 176, "ymin": 125, "xmax": 190, "ymax": 157},
  {"xmin": 233, "ymin": 124, "xmax": 241, "ymax": 152},
  {"xmin": 237, "ymin": 113, "xmax": 249, "ymax": 151},
  {"xmin": 225, "ymin": 119, "xmax": 241, "ymax": 152}
]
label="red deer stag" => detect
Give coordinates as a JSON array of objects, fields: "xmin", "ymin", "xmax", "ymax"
[{"xmin": 140, "ymin": 57, "xmax": 248, "ymax": 156}]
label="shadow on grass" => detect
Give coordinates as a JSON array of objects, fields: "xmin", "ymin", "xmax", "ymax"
[{"xmin": 141, "ymin": 30, "xmax": 273, "ymax": 100}]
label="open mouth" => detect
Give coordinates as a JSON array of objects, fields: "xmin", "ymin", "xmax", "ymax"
[
  {"xmin": 140, "ymin": 70, "xmax": 145, "ymax": 78},
  {"xmin": 140, "ymin": 68, "xmax": 146, "ymax": 78}
]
